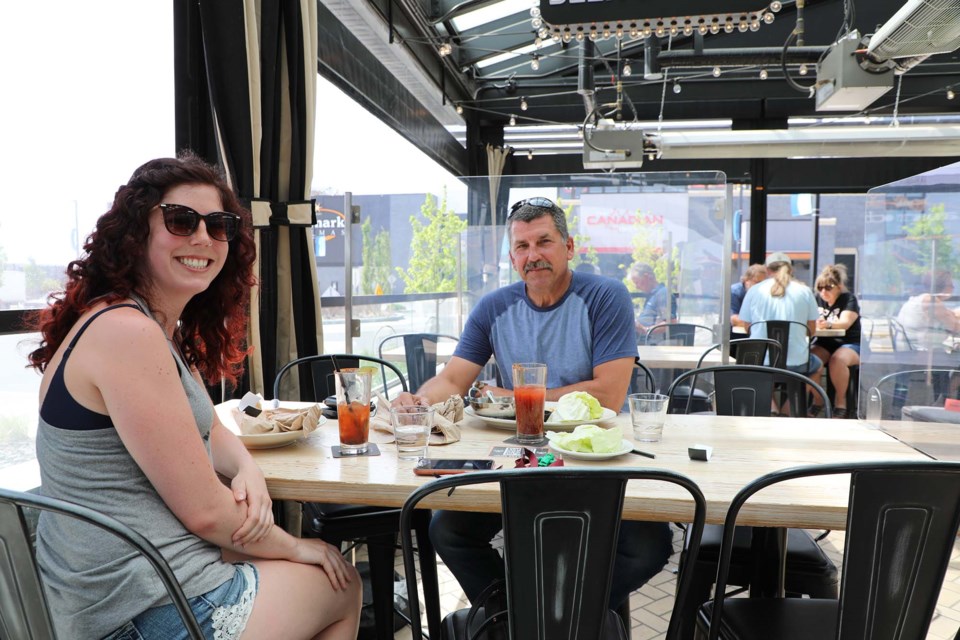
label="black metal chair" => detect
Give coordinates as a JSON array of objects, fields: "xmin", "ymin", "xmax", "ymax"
[
  {"xmin": 666, "ymin": 364, "xmax": 830, "ymax": 418},
  {"xmin": 644, "ymin": 324, "xmax": 718, "ymax": 411},
  {"xmin": 666, "ymin": 365, "xmax": 837, "ymax": 640},
  {"xmin": 697, "ymin": 460, "xmax": 960, "ymax": 640},
  {"xmin": 631, "ymin": 356, "xmax": 657, "ymax": 393},
  {"xmin": 273, "ymin": 353, "xmax": 406, "ymax": 402},
  {"xmin": 377, "ymin": 333, "xmax": 460, "ymax": 393},
  {"xmin": 747, "ymin": 320, "xmax": 815, "ymax": 374},
  {"xmin": 697, "ymin": 338, "xmax": 783, "ymax": 369},
  {"xmin": 888, "ymin": 315, "xmax": 916, "ymax": 351},
  {"xmin": 0, "ymin": 487, "xmax": 203, "ymax": 639},
  {"xmin": 400, "ymin": 468, "xmax": 707, "ymax": 640},
  {"xmin": 865, "ymin": 367, "xmax": 959, "ymax": 421},
  {"xmin": 645, "ymin": 322, "xmax": 717, "ymax": 346},
  {"xmin": 273, "ymin": 354, "xmax": 440, "ymax": 640}
]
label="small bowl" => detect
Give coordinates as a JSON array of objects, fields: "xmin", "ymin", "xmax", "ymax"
[{"xmin": 467, "ymin": 394, "xmax": 516, "ymax": 418}]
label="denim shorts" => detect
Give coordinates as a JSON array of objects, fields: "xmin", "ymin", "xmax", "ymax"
[
  {"xmin": 102, "ymin": 562, "xmax": 258, "ymax": 640},
  {"xmin": 786, "ymin": 353, "xmax": 823, "ymax": 376}
]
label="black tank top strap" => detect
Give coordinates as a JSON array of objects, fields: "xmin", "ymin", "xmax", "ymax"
[
  {"xmin": 41, "ymin": 302, "xmax": 146, "ymax": 431},
  {"xmin": 63, "ymin": 303, "xmax": 143, "ymax": 352}
]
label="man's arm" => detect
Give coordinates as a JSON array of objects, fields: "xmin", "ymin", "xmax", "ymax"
[
  {"xmin": 544, "ymin": 356, "xmax": 634, "ymax": 411},
  {"xmin": 395, "ymin": 356, "xmax": 484, "ymax": 406}
]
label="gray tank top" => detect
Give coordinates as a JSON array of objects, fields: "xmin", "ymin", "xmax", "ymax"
[{"xmin": 35, "ymin": 298, "xmax": 235, "ymax": 639}]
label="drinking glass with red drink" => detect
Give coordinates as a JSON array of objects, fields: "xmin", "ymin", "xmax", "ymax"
[
  {"xmin": 513, "ymin": 363, "xmax": 547, "ymax": 444},
  {"xmin": 335, "ymin": 368, "xmax": 372, "ymax": 454}
]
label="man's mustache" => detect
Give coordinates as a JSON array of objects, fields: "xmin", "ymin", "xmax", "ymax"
[{"xmin": 524, "ymin": 260, "xmax": 552, "ymax": 273}]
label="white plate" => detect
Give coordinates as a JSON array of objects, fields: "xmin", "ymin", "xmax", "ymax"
[
  {"xmin": 215, "ymin": 399, "xmax": 325, "ymax": 449},
  {"xmin": 464, "ymin": 402, "xmax": 617, "ymax": 432},
  {"xmin": 547, "ymin": 439, "xmax": 634, "ymax": 461}
]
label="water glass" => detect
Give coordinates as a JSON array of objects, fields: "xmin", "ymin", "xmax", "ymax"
[
  {"xmin": 335, "ymin": 368, "xmax": 372, "ymax": 455},
  {"xmin": 628, "ymin": 393, "xmax": 669, "ymax": 442},
  {"xmin": 513, "ymin": 363, "xmax": 547, "ymax": 444},
  {"xmin": 391, "ymin": 405, "xmax": 435, "ymax": 460}
]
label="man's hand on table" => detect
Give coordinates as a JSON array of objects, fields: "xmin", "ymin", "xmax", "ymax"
[{"xmin": 394, "ymin": 391, "xmax": 433, "ymax": 407}]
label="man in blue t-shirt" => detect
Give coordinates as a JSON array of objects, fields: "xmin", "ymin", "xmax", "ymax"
[{"xmin": 396, "ymin": 197, "xmax": 672, "ymax": 609}]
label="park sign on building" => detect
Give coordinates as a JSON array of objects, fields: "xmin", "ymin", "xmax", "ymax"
[{"xmin": 578, "ymin": 192, "xmax": 689, "ymax": 253}]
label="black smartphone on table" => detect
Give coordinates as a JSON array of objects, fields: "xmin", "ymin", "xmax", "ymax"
[{"xmin": 413, "ymin": 459, "xmax": 497, "ymax": 475}]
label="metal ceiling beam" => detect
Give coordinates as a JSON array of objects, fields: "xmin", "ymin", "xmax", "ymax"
[{"xmin": 316, "ymin": 1, "xmax": 468, "ymax": 176}]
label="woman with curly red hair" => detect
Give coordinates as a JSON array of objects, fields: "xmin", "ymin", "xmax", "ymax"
[{"xmin": 28, "ymin": 153, "xmax": 360, "ymax": 640}]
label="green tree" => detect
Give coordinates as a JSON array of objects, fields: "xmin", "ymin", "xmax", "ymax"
[
  {"xmin": 359, "ymin": 218, "xmax": 392, "ymax": 294},
  {"xmin": 398, "ymin": 191, "xmax": 467, "ymax": 293},
  {"xmin": 901, "ymin": 204, "xmax": 958, "ymax": 280},
  {"xmin": 621, "ymin": 224, "xmax": 679, "ymax": 292},
  {"xmin": 560, "ymin": 199, "xmax": 597, "ymax": 268}
]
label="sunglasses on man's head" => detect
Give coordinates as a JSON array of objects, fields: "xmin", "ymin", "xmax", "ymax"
[
  {"xmin": 509, "ymin": 197, "xmax": 558, "ymax": 217},
  {"xmin": 158, "ymin": 203, "xmax": 241, "ymax": 242}
]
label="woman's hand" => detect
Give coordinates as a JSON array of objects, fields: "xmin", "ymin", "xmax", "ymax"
[
  {"xmin": 291, "ymin": 538, "xmax": 355, "ymax": 591},
  {"xmin": 230, "ymin": 462, "xmax": 274, "ymax": 546}
]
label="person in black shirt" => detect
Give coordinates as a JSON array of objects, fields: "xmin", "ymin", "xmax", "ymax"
[{"xmin": 809, "ymin": 264, "xmax": 861, "ymax": 419}]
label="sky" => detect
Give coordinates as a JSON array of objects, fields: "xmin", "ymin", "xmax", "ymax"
[{"xmin": 0, "ymin": 1, "xmax": 463, "ymax": 266}]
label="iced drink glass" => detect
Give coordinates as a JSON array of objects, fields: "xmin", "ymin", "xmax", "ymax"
[
  {"xmin": 335, "ymin": 368, "xmax": 372, "ymax": 455},
  {"xmin": 390, "ymin": 405, "xmax": 435, "ymax": 460},
  {"xmin": 513, "ymin": 363, "xmax": 547, "ymax": 445}
]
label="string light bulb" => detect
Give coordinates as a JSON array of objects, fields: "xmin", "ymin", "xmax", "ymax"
[
  {"xmin": 623, "ymin": 63, "xmax": 632, "ymax": 77},
  {"xmin": 949, "ymin": 89, "xmax": 956, "ymax": 100},
  {"xmin": 520, "ymin": 97, "xmax": 528, "ymax": 111},
  {"xmin": 531, "ymin": 55, "xmax": 540, "ymax": 71},
  {"xmin": 713, "ymin": 66, "xmax": 722, "ymax": 77},
  {"xmin": 672, "ymin": 80, "xmax": 682, "ymax": 94},
  {"xmin": 509, "ymin": 114, "xmax": 516, "ymax": 126},
  {"xmin": 763, "ymin": 12, "xmax": 775, "ymax": 24},
  {"xmin": 438, "ymin": 42, "xmax": 452, "ymax": 57},
  {"xmin": 770, "ymin": 1, "xmax": 782, "ymax": 11},
  {"xmin": 456, "ymin": 103, "xmax": 463, "ymax": 115},
  {"xmin": 759, "ymin": 68, "xmax": 769, "ymax": 80},
  {"xmin": 798, "ymin": 64, "xmax": 808, "ymax": 76},
  {"xmin": 527, "ymin": 150, "xmax": 534, "ymax": 160}
]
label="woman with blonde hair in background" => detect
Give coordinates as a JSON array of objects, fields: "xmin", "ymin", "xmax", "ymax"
[{"xmin": 809, "ymin": 264, "xmax": 861, "ymax": 419}]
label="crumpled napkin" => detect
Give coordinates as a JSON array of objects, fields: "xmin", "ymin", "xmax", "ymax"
[
  {"xmin": 371, "ymin": 394, "xmax": 462, "ymax": 445},
  {"xmin": 234, "ymin": 404, "xmax": 324, "ymax": 435}
]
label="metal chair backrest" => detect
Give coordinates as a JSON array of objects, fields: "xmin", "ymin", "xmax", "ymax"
[
  {"xmin": 748, "ymin": 320, "xmax": 812, "ymax": 371},
  {"xmin": 666, "ymin": 364, "xmax": 831, "ymax": 417},
  {"xmin": 865, "ymin": 368, "xmax": 957, "ymax": 421},
  {"xmin": 644, "ymin": 322, "xmax": 716, "ymax": 346},
  {"xmin": 377, "ymin": 333, "xmax": 459, "ymax": 393},
  {"xmin": 630, "ymin": 357, "xmax": 656, "ymax": 393},
  {"xmin": 888, "ymin": 316, "xmax": 916, "ymax": 351},
  {"xmin": 0, "ymin": 488, "xmax": 203, "ymax": 640},
  {"xmin": 706, "ymin": 461, "xmax": 960, "ymax": 640},
  {"xmin": 400, "ymin": 468, "xmax": 707, "ymax": 640},
  {"xmin": 273, "ymin": 354, "xmax": 408, "ymax": 401},
  {"xmin": 697, "ymin": 338, "xmax": 783, "ymax": 368}
]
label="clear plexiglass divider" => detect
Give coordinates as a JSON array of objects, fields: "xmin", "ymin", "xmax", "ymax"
[
  {"xmin": 316, "ymin": 171, "xmax": 733, "ymax": 390},
  {"xmin": 859, "ymin": 161, "xmax": 960, "ymax": 423}
]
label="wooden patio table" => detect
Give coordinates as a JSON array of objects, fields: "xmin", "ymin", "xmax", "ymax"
[{"xmin": 219, "ymin": 405, "xmax": 929, "ymax": 531}]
